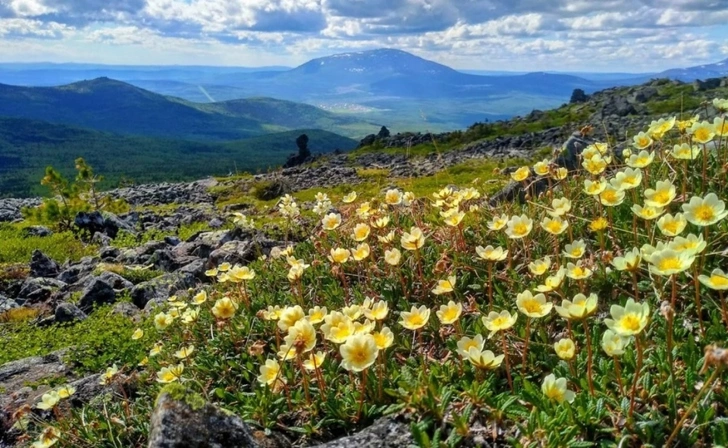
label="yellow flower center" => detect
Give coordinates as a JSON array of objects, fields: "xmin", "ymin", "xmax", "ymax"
[
  {"xmin": 637, "ymin": 137, "xmax": 650, "ymax": 147},
  {"xmin": 522, "ymin": 299, "xmax": 543, "ymax": 314},
  {"xmin": 711, "ymin": 275, "xmax": 728, "ymax": 286},
  {"xmin": 657, "ymin": 257, "xmax": 681, "ymax": 271},
  {"xmin": 663, "ymin": 221, "xmax": 679, "ymax": 233},
  {"xmin": 694, "ymin": 128, "xmax": 711, "ymax": 142},
  {"xmin": 653, "ymin": 191, "xmax": 670, "ymax": 205},
  {"xmin": 513, "ymin": 223, "xmax": 529, "ymax": 236},
  {"xmin": 407, "ymin": 315, "xmax": 424, "ymax": 327},
  {"xmin": 602, "ymin": 191, "xmax": 617, "ymax": 203},
  {"xmin": 619, "ymin": 314, "xmax": 642, "ymax": 332},
  {"xmin": 492, "ymin": 317, "xmax": 509, "ymax": 328},
  {"xmin": 694, "ymin": 204, "xmax": 715, "ymax": 222}
]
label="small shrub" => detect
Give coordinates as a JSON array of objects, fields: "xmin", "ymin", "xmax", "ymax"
[{"xmin": 0, "ymin": 307, "xmax": 41, "ymax": 323}]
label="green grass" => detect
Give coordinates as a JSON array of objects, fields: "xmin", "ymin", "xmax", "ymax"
[{"xmin": 0, "ymin": 223, "xmax": 97, "ymax": 264}]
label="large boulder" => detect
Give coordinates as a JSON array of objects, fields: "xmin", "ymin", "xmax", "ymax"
[
  {"xmin": 148, "ymin": 386, "xmax": 269, "ymax": 448},
  {"xmin": 77, "ymin": 277, "xmax": 117, "ymax": 312},
  {"xmin": 57, "ymin": 256, "xmax": 98, "ymax": 285},
  {"xmin": 311, "ymin": 417, "xmax": 414, "ymax": 448},
  {"xmin": 29, "ymin": 250, "xmax": 60, "ymax": 278},
  {"xmin": 16, "ymin": 277, "xmax": 67, "ymax": 305},
  {"xmin": 131, "ymin": 273, "xmax": 196, "ymax": 309},
  {"xmin": 54, "ymin": 302, "xmax": 88, "ymax": 323}
]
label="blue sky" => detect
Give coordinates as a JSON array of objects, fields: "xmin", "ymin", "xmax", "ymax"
[{"xmin": 1, "ymin": 0, "xmax": 727, "ymax": 71}]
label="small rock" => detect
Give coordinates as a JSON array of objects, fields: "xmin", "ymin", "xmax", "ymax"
[
  {"xmin": 22, "ymin": 226, "xmax": 53, "ymax": 238},
  {"xmin": 131, "ymin": 272, "xmax": 196, "ymax": 309},
  {"xmin": 55, "ymin": 302, "xmax": 87, "ymax": 323},
  {"xmin": 29, "ymin": 250, "xmax": 60, "ymax": 278},
  {"xmin": 0, "ymin": 296, "xmax": 18, "ymax": 313},
  {"xmin": 99, "ymin": 246, "xmax": 121, "ymax": 261},
  {"xmin": 16, "ymin": 278, "xmax": 67, "ymax": 305},
  {"xmin": 311, "ymin": 416, "xmax": 414, "ymax": 448},
  {"xmin": 111, "ymin": 302, "xmax": 141, "ymax": 319}
]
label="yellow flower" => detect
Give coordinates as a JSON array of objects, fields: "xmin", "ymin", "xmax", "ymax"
[
  {"xmin": 283, "ymin": 319, "xmax": 317, "ymax": 354},
  {"xmin": 487, "ymin": 214, "xmax": 509, "ymax": 231},
  {"xmin": 154, "ymin": 312, "xmax": 174, "ymax": 331},
  {"xmin": 511, "ymin": 166, "xmax": 530, "ymax": 182},
  {"xmin": 610, "ymin": 168, "xmax": 642, "ymax": 191},
  {"xmin": 32, "ymin": 427, "xmax": 61, "ymax": 448},
  {"xmin": 713, "ymin": 98, "xmax": 728, "ymax": 112},
  {"xmin": 626, "ymin": 150, "xmax": 654, "ymax": 168},
  {"xmin": 542, "ymin": 374, "xmax": 575, "ymax": 404},
  {"xmin": 229, "ymin": 265, "xmax": 255, "ymax": 282},
  {"xmin": 505, "ymin": 214, "xmax": 533, "ymax": 239},
  {"xmin": 648, "ymin": 249, "xmax": 696, "ymax": 276},
  {"xmin": 644, "ymin": 180, "xmax": 676, "ymax": 208},
  {"xmin": 611, "ymin": 248, "xmax": 641, "ymax": 272},
  {"xmin": 258, "ymin": 359, "xmax": 282, "ymax": 386},
  {"xmin": 372, "ymin": 327, "xmax": 394, "ymax": 349},
  {"xmin": 589, "ymin": 217, "xmax": 608, "ymax": 232},
  {"xmin": 340, "ymin": 334, "xmax": 379, "ymax": 372},
  {"xmin": 604, "ymin": 298, "xmax": 650, "ymax": 336},
  {"xmin": 554, "ymin": 338, "xmax": 576, "ymax": 360},
  {"xmin": 482, "ymin": 310, "xmax": 517, "ymax": 337},
  {"xmin": 432, "ymin": 275, "xmax": 456, "ymax": 295},
  {"xmin": 352, "ymin": 223, "xmax": 371, "ymax": 241},
  {"xmin": 540, "ymin": 216, "xmax": 569, "ymax": 235},
  {"xmin": 436, "ymin": 301, "xmax": 463, "ymax": 325},
  {"xmin": 218, "ymin": 262, "xmax": 231, "ymax": 272},
  {"xmin": 670, "ymin": 143, "xmax": 701, "ymax": 160},
  {"xmin": 342, "ymin": 191, "xmax": 357, "ymax": 203},
  {"xmin": 443, "ymin": 210, "xmax": 465, "ymax": 227},
  {"xmin": 131, "ymin": 328, "xmax": 144, "ymax": 340},
  {"xmin": 287, "ymin": 266, "xmax": 305, "ymax": 281},
  {"xmin": 552, "ymin": 167, "xmax": 568, "ymax": 180},
  {"xmin": 467, "ymin": 348, "xmax": 504, "ymax": 369},
  {"xmin": 329, "ymin": 247, "xmax": 351, "ymax": 264},
  {"xmin": 302, "ymin": 351, "xmax": 326, "ymax": 371},
  {"xmin": 555, "ymin": 293, "xmax": 598, "ymax": 320},
  {"xmin": 475, "ymin": 245, "xmax": 508, "ymax": 262},
  {"xmin": 668, "ymin": 233, "xmax": 706, "ymax": 256},
  {"xmin": 278, "ymin": 305, "xmax": 305, "ymax": 331},
  {"xmin": 181, "ymin": 308, "xmax": 199, "ymax": 325},
  {"xmin": 174, "ymin": 345, "xmax": 195, "ymax": 360},
  {"xmin": 307, "ymin": 306, "xmax": 328, "ymax": 324},
  {"xmin": 352, "ymin": 243, "xmax": 371, "ymax": 262},
  {"xmin": 323, "ymin": 316, "xmax": 356, "ymax": 344},
  {"xmin": 384, "ymin": 248, "xmax": 402, "ymax": 266},
  {"xmin": 516, "ymin": 291, "xmax": 552, "ymax": 318},
  {"xmin": 601, "ymin": 329, "xmax": 631, "ymax": 357},
  {"xmin": 322, "ymin": 213, "xmax": 342, "ymax": 231},
  {"xmin": 204, "ymin": 268, "xmax": 218, "ymax": 277},
  {"xmin": 384, "ymin": 189, "xmax": 403, "ymax": 205},
  {"xmin": 400, "ymin": 305, "xmax": 431, "ymax": 330},
  {"xmin": 356, "ymin": 202, "xmax": 371, "ymax": 219},
  {"xmin": 682, "ymin": 193, "xmax": 728, "ymax": 226},
  {"xmin": 714, "ymin": 116, "xmax": 728, "ymax": 136},
  {"xmin": 371, "ymin": 216, "xmax": 390, "ymax": 229},
  {"xmin": 689, "ymin": 121, "xmax": 715, "ymax": 143},
  {"xmin": 36, "ymin": 391, "xmax": 60, "ymax": 410},
  {"xmin": 656, "ymin": 213, "xmax": 687, "ymax": 237},
  {"xmin": 583, "ymin": 178, "xmax": 607, "ymax": 196},
  {"xmin": 549, "ymin": 197, "xmax": 572, "ymax": 216},
  {"xmin": 536, "ymin": 268, "xmax": 566, "ymax": 292},
  {"xmin": 362, "ymin": 301, "xmax": 387, "ymax": 321},
  {"xmin": 401, "ymin": 227, "xmax": 426, "ymax": 251},
  {"xmin": 456, "ymin": 335, "xmax": 484, "ymax": 358},
  {"xmin": 192, "ymin": 290, "xmax": 207, "ymax": 305},
  {"xmin": 599, "ymin": 186, "xmax": 625, "ymax": 207},
  {"xmin": 211, "ymin": 297, "xmax": 237, "ymax": 319},
  {"xmin": 56, "ymin": 385, "xmax": 76, "ymax": 399},
  {"xmin": 528, "ymin": 256, "xmax": 551, "ymax": 276},
  {"xmin": 149, "ymin": 343, "xmax": 163, "ymax": 357},
  {"xmin": 156, "ymin": 363, "xmax": 184, "ymax": 383},
  {"xmin": 533, "ymin": 159, "xmax": 551, "ymax": 176},
  {"xmin": 648, "ymin": 117, "xmax": 675, "ymax": 138},
  {"xmin": 565, "ymin": 261, "xmax": 592, "ymax": 280},
  {"xmin": 563, "ymin": 240, "xmax": 586, "ymax": 259},
  {"xmin": 632, "ymin": 131, "xmax": 653, "ymax": 149},
  {"xmin": 378, "ymin": 230, "xmax": 396, "ymax": 244},
  {"xmin": 631, "ymin": 204, "xmax": 664, "ymax": 220},
  {"xmin": 699, "ymin": 269, "xmax": 728, "ymax": 290},
  {"xmin": 582, "ymin": 154, "xmax": 607, "ymax": 175}
]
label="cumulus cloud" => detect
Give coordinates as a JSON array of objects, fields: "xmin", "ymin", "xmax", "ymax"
[{"xmin": 0, "ymin": 0, "xmax": 726, "ymax": 70}]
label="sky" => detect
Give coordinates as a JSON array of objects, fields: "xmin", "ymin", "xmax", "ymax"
[{"xmin": 1, "ymin": 0, "xmax": 728, "ymax": 72}]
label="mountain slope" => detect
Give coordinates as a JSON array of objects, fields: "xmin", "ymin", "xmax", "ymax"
[
  {"xmin": 659, "ymin": 58, "xmax": 728, "ymax": 81},
  {"xmin": 0, "ymin": 117, "xmax": 357, "ymax": 197},
  {"xmin": 0, "ymin": 78, "xmax": 375, "ymax": 140}
]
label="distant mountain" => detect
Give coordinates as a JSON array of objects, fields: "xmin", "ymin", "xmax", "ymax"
[
  {"xmin": 0, "ymin": 117, "xmax": 357, "ymax": 197},
  {"xmin": 659, "ymin": 58, "xmax": 728, "ymax": 81},
  {"xmin": 0, "ymin": 78, "xmax": 376, "ymax": 140}
]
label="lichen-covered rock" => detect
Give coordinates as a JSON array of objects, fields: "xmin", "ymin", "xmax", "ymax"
[
  {"xmin": 148, "ymin": 386, "xmax": 262, "ymax": 448},
  {"xmin": 16, "ymin": 277, "xmax": 67, "ymax": 305},
  {"xmin": 29, "ymin": 250, "xmax": 60, "ymax": 278},
  {"xmin": 77, "ymin": 277, "xmax": 117, "ymax": 312},
  {"xmin": 131, "ymin": 272, "xmax": 196, "ymax": 309},
  {"xmin": 55, "ymin": 302, "xmax": 87, "ymax": 323},
  {"xmin": 311, "ymin": 417, "xmax": 414, "ymax": 448}
]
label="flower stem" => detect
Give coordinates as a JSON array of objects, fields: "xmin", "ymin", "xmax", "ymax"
[
  {"xmin": 629, "ymin": 334, "xmax": 644, "ymax": 419},
  {"xmin": 614, "ymin": 357, "xmax": 625, "ymax": 396},
  {"xmin": 522, "ymin": 318, "xmax": 531, "ymax": 375},
  {"xmin": 665, "ymin": 366, "xmax": 723, "ymax": 448},
  {"xmin": 583, "ymin": 318, "xmax": 595, "ymax": 396},
  {"xmin": 501, "ymin": 332, "xmax": 514, "ymax": 392}
]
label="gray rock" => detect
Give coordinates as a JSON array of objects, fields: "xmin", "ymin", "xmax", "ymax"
[
  {"xmin": 207, "ymin": 234, "xmax": 279, "ymax": 267},
  {"xmin": 178, "ymin": 259, "xmax": 207, "ymax": 281},
  {"xmin": 0, "ymin": 296, "xmax": 18, "ymax": 313},
  {"xmin": 164, "ymin": 236, "xmax": 181, "ymax": 246},
  {"xmin": 131, "ymin": 272, "xmax": 196, "ymax": 309},
  {"xmin": 97, "ymin": 271, "xmax": 134, "ymax": 291},
  {"xmin": 57, "ymin": 257, "xmax": 98, "ymax": 285},
  {"xmin": 77, "ymin": 277, "xmax": 117, "ymax": 312},
  {"xmin": 0, "ymin": 197, "xmax": 42, "ymax": 222},
  {"xmin": 148, "ymin": 387, "xmax": 265, "ymax": 448},
  {"xmin": 111, "ymin": 301, "xmax": 141, "ymax": 319},
  {"xmin": 99, "ymin": 246, "xmax": 121, "ymax": 261},
  {"xmin": 16, "ymin": 277, "xmax": 67, "ymax": 305},
  {"xmin": 29, "ymin": 250, "xmax": 60, "ymax": 278},
  {"xmin": 55, "ymin": 302, "xmax": 88, "ymax": 323},
  {"xmin": 311, "ymin": 417, "xmax": 414, "ymax": 448},
  {"xmin": 22, "ymin": 226, "xmax": 53, "ymax": 237}
]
